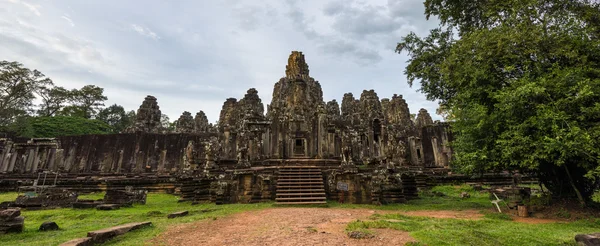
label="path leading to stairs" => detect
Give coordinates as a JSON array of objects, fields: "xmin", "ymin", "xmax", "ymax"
[{"xmin": 151, "ymin": 208, "xmax": 484, "ymax": 246}]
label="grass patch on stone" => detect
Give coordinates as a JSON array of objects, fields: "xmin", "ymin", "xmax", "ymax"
[
  {"xmin": 347, "ymin": 213, "xmax": 600, "ymax": 245},
  {"xmin": 0, "ymin": 192, "xmax": 271, "ymax": 246}
]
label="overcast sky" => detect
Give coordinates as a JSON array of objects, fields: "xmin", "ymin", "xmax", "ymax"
[{"xmin": 0, "ymin": 0, "xmax": 441, "ymax": 123}]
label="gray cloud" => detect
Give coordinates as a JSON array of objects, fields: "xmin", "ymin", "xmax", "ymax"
[{"xmin": 0, "ymin": 0, "xmax": 443, "ymax": 122}]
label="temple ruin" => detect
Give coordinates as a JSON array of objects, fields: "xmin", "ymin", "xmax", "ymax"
[{"xmin": 0, "ymin": 51, "xmax": 456, "ymax": 205}]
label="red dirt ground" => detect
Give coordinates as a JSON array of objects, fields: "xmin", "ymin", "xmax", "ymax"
[{"xmin": 151, "ymin": 208, "xmax": 484, "ymax": 246}]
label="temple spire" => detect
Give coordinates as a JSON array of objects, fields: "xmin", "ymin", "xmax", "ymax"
[{"xmin": 285, "ymin": 51, "xmax": 310, "ymax": 78}]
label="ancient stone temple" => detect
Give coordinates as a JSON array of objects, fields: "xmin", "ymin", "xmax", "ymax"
[{"xmin": 0, "ymin": 51, "xmax": 455, "ymax": 205}]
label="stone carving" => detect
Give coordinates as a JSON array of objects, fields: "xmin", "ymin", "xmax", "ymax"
[
  {"xmin": 194, "ymin": 111, "xmax": 211, "ymax": 133},
  {"xmin": 126, "ymin": 95, "xmax": 163, "ymax": 133},
  {"xmin": 175, "ymin": 111, "xmax": 195, "ymax": 133},
  {"xmin": 415, "ymin": 108, "xmax": 434, "ymax": 130}
]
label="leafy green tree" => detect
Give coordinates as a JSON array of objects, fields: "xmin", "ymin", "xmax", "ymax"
[
  {"xmin": 96, "ymin": 104, "xmax": 135, "ymax": 133},
  {"xmin": 61, "ymin": 85, "xmax": 108, "ymax": 119},
  {"xmin": 11, "ymin": 116, "xmax": 111, "ymax": 138},
  {"xmin": 398, "ymin": 0, "xmax": 600, "ymax": 204},
  {"xmin": 37, "ymin": 86, "xmax": 71, "ymax": 117},
  {"xmin": 0, "ymin": 61, "xmax": 53, "ymax": 126}
]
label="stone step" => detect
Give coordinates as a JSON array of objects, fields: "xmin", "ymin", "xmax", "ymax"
[
  {"xmin": 278, "ymin": 178, "xmax": 323, "ymax": 182},
  {"xmin": 276, "ymin": 193, "xmax": 326, "ymax": 197},
  {"xmin": 276, "ymin": 186, "xmax": 325, "ymax": 190},
  {"xmin": 277, "ymin": 182, "xmax": 324, "ymax": 185},
  {"xmin": 275, "ymin": 197, "xmax": 327, "ymax": 201},
  {"xmin": 275, "ymin": 201, "xmax": 327, "ymax": 205},
  {"xmin": 275, "ymin": 189, "xmax": 325, "ymax": 192}
]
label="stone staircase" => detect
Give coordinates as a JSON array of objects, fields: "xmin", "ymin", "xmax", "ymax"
[{"xmin": 275, "ymin": 167, "xmax": 326, "ymax": 205}]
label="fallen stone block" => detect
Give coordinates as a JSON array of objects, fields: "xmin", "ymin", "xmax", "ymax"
[
  {"xmin": 59, "ymin": 237, "xmax": 92, "ymax": 246},
  {"xmin": 575, "ymin": 233, "xmax": 600, "ymax": 246},
  {"xmin": 460, "ymin": 192, "xmax": 471, "ymax": 199},
  {"xmin": 0, "ymin": 216, "xmax": 24, "ymax": 233},
  {"xmin": 168, "ymin": 211, "xmax": 189, "ymax": 219},
  {"xmin": 0, "ymin": 208, "xmax": 20, "ymax": 221},
  {"xmin": 86, "ymin": 221, "xmax": 152, "ymax": 244},
  {"xmin": 39, "ymin": 221, "xmax": 60, "ymax": 231},
  {"xmin": 73, "ymin": 202, "xmax": 103, "ymax": 209},
  {"xmin": 96, "ymin": 204, "xmax": 120, "ymax": 210}
]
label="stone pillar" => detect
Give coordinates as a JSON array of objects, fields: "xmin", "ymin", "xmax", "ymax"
[
  {"xmin": 0, "ymin": 142, "xmax": 12, "ymax": 172},
  {"xmin": 8, "ymin": 153, "xmax": 17, "ymax": 172},
  {"xmin": 25, "ymin": 148, "xmax": 35, "ymax": 173},
  {"xmin": 116, "ymin": 150, "xmax": 124, "ymax": 173},
  {"xmin": 31, "ymin": 146, "xmax": 41, "ymax": 172},
  {"xmin": 158, "ymin": 149, "xmax": 167, "ymax": 173}
]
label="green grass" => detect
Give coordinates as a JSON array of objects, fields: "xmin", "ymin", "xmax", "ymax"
[
  {"xmin": 0, "ymin": 193, "xmax": 271, "ymax": 246},
  {"xmin": 347, "ymin": 213, "xmax": 600, "ymax": 245},
  {"xmin": 342, "ymin": 186, "xmax": 600, "ymax": 246},
  {"xmin": 78, "ymin": 192, "xmax": 106, "ymax": 200}
]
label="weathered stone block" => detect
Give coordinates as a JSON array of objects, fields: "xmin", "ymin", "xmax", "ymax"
[
  {"xmin": 576, "ymin": 233, "xmax": 600, "ymax": 246},
  {"xmin": 39, "ymin": 221, "xmax": 60, "ymax": 231},
  {"xmin": 167, "ymin": 211, "xmax": 189, "ymax": 219},
  {"xmin": 0, "ymin": 208, "xmax": 20, "ymax": 221},
  {"xmin": 86, "ymin": 221, "xmax": 152, "ymax": 244},
  {"xmin": 96, "ymin": 204, "xmax": 120, "ymax": 210},
  {"xmin": 0, "ymin": 215, "xmax": 24, "ymax": 233},
  {"xmin": 59, "ymin": 237, "xmax": 92, "ymax": 246}
]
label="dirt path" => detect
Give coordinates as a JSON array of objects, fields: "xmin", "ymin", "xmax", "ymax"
[{"xmin": 151, "ymin": 208, "xmax": 483, "ymax": 246}]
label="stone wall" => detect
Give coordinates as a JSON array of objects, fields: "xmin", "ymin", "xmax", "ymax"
[{"xmin": 0, "ymin": 133, "xmax": 216, "ymax": 174}]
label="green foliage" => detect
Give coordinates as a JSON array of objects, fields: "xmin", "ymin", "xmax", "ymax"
[
  {"xmin": 398, "ymin": 0, "xmax": 600, "ymax": 202},
  {"xmin": 57, "ymin": 85, "xmax": 108, "ymax": 119},
  {"xmin": 0, "ymin": 60, "xmax": 53, "ymax": 126},
  {"xmin": 348, "ymin": 213, "xmax": 600, "ymax": 245},
  {"xmin": 96, "ymin": 104, "xmax": 136, "ymax": 133},
  {"xmin": 11, "ymin": 116, "xmax": 111, "ymax": 138},
  {"xmin": 0, "ymin": 192, "xmax": 271, "ymax": 246},
  {"xmin": 37, "ymin": 86, "xmax": 70, "ymax": 117}
]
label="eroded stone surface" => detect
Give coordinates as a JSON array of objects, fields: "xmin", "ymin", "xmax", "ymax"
[
  {"xmin": 168, "ymin": 211, "xmax": 189, "ymax": 219},
  {"xmin": 87, "ymin": 221, "xmax": 152, "ymax": 244},
  {"xmin": 59, "ymin": 237, "xmax": 92, "ymax": 246},
  {"xmin": 575, "ymin": 233, "xmax": 600, "ymax": 246},
  {"xmin": 39, "ymin": 221, "xmax": 60, "ymax": 231},
  {"xmin": 126, "ymin": 95, "xmax": 163, "ymax": 133}
]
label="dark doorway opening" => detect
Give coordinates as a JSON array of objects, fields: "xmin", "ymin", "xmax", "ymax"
[
  {"xmin": 373, "ymin": 119, "xmax": 381, "ymax": 143},
  {"xmin": 294, "ymin": 138, "xmax": 305, "ymax": 156}
]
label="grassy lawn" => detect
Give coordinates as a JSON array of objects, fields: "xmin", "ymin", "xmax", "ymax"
[
  {"xmin": 346, "ymin": 213, "xmax": 600, "ymax": 245},
  {"xmin": 344, "ymin": 186, "xmax": 600, "ymax": 246},
  {"xmin": 0, "ymin": 192, "xmax": 271, "ymax": 246},
  {"xmin": 1, "ymin": 185, "xmax": 597, "ymax": 245}
]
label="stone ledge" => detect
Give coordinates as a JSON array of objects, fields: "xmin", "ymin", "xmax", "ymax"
[
  {"xmin": 86, "ymin": 221, "xmax": 152, "ymax": 244},
  {"xmin": 59, "ymin": 237, "xmax": 92, "ymax": 246}
]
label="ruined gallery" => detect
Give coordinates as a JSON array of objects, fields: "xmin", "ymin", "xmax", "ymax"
[{"xmin": 0, "ymin": 51, "xmax": 454, "ymax": 205}]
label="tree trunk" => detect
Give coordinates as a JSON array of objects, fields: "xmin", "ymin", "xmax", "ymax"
[{"xmin": 564, "ymin": 164, "xmax": 586, "ymax": 206}]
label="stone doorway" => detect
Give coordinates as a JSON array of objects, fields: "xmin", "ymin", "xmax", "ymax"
[{"xmin": 293, "ymin": 138, "xmax": 306, "ymax": 157}]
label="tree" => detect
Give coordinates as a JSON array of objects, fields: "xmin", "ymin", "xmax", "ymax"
[
  {"xmin": 96, "ymin": 104, "xmax": 135, "ymax": 133},
  {"xmin": 15, "ymin": 116, "xmax": 112, "ymax": 138},
  {"xmin": 397, "ymin": 0, "xmax": 600, "ymax": 204},
  {"xmin": 0, "ymin": 61, "xmax": 52, "ymax": 126},
  {"xmin": 62, "ymin": 85, "xmax": 108, "ymax": 119},
  {"xmin": 37, "ymin": 86, "xmax": 71, "ymax": 117}
]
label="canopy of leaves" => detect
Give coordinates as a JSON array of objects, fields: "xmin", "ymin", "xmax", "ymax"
[
  {"xmin": 11, "ymin": 116, "xmax": 112, "ymax": 138},
  {"xmin": 0, "ymin": 61, "xmax": 52, "ymax": 126},
  {"xmin": 398, "ymin": 0, "xmax": 600, "ymax": 202},
  {"xmin": 96, "ymin": 104, "xmax": 136, "ymax": 133}
]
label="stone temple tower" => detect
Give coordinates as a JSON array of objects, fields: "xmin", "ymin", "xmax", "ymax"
[{"xmin": 266, "ymin": 51, "xmax": 326, "ymax": 158}]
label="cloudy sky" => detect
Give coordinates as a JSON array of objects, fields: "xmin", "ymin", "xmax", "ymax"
[{"xmin": 0, "ymin": 0, "xmax": 441, "ymax": 122}]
